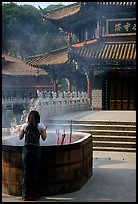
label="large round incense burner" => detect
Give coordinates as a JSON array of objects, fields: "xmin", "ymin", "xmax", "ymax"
[{"xmin": 2, "ymin": 131, "xmax": 93, "ymax": 196}]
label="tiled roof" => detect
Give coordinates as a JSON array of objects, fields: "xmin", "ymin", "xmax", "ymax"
[
  {"xmin": 43, "ymin": 2, "xmax": 136, "ymax": 21},
  {"xmin": 2, "ymin": 54, "xmax": 53, "ymax": 89},
  {"xmin": 2, "ymin": 54, "xmax": 48, "ymax": 76},
  {"xmin": 71, "ymin": 37, "xmax": 136, "ymax": 62},
  {"xmin": 43, "ymin": 2, "xmax": 81, "ymax": 20},
  {"xmin": 25, "ymin": 47, "xmax": 69, "ymax": 67},
  {"xmin": 97, "ymin": 2, "xmax": 136, "ymax": 6},
  {"xmin": 25, "ymin": 36, "xmax": 136, "ymax": 68}
]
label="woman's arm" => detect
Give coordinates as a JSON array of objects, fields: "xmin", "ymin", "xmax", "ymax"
[
  {"xmin": 19, "ymin": 128, "xmax": 24, "ymax": 140},
  {"xmin": 41, "ymin": 128, "xmax": 47, "ymax": 141}
]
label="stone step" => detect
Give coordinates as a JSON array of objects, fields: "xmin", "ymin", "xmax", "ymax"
[
  {"xmin": 78, "ymin": 129, "xmax": 136, "ymax": 136},
  {"xmin": 46, "ymin": 120, "xmax": 136, "ymax": 126},
  {"xmin": 93, "ymin": 135, "xmax": 136, "ymax": 142},
  {"xmin": 46, "ymin": 119, "xmax": 136, "ymax": 152},
  {"xmin": 93, "ymin": 146, "xmax": 136, "ymax": 152},
  {"xmin": 72, "ymin": 124, "xmax": 136, "ymax": 131},
  {"xmin": 47, "ymin": 121, "xmax": 136, "ymax": 131},
  {"xmin": 73, "ymin": 121, "xmax": 136, "ymax": 126},
  {"xmin": 47, "ymin": 124, "xmax": 136, "ymax": 132},
  {"xmin": 93, "ymin": 141, "xmax": 136, "ymax": 148}
]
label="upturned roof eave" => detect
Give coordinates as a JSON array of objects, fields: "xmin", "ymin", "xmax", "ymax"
[
  {"xmin": 70, "ymin": 52, "xmax": 136, "ymax": 66},
  {"xmin": 25, "ymin": 46, "xmax": 70, "ymax": 68},
  {"xmin": 43, "ymin": 2, "xmax": 81, "ymax": 21},
  {"xmin": 43, "ymin": 2, "xmax": 136, "ymax": 22}
]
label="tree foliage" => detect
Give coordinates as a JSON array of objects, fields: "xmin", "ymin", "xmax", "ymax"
[{"xmin": 2, "ymin": 2, "xmax": 67, "ymax": 58}]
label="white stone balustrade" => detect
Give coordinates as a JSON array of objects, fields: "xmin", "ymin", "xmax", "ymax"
[
  {"xmin": 28, "ymin": 91, "xmax": 91, "ymax": 122},
  {"xmin": 2, "ymin": 97, "xmax": 31, "ymax": 106},
  {"xmin": 2, "ymin": 91, "xmax": 91, "ymax": 124}
]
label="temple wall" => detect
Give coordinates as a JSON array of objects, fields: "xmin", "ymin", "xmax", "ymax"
[{"xmin": 91, "ymin": 89, "xmax": 102, "ymax": 110}]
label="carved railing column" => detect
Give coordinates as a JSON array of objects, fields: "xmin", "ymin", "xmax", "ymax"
[
  {"xmin": 67, "ymin": 79, "xmax": 70, "ymax": 97},
  {"xmin": 54, "ymin": 79, "xmax": 58, "ymax": 97},
  {"xmin": 85, "ymin": 70, "xmax": 92, "ymax": 105},
  {"xmin": 87, "ymin": 79, "xmax": 91, "ymax": 99},
  {"xmin": 87, "ymin": 78, "xmax": 92, "ymax": 104}
]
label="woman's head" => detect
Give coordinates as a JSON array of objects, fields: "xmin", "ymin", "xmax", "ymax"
[{"xmin": 27, "ymin": 110, "xmax": 40, "ymax": 126}]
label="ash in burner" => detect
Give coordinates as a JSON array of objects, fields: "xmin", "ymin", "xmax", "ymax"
[
  {"xmin": 2, "ymin": 134, "xmax": 24, "ymax": 146},
  {"xmin": 2, "ymin": 131, "xmax": 83, "ymax": 146}
]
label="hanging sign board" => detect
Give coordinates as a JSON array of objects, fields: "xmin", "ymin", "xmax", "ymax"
[{"xmin": 106, "ymin": 18, "xmax": 136, "ymax": 36}]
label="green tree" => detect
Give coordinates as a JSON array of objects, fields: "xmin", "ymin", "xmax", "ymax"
[{"xmin": 2, "ymin": 2, "xmax": 67, "ymax": 57}]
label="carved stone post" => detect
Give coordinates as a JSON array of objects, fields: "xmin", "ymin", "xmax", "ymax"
[
  {"xmin": 87, "ymin": 78, "xmax": 92, "ymax": 104},
  {"xmin": 54, "ymin": 79, "xmax": 58, "ymax": 97},
  {"xmin": 67, "ymin": 79, "xmax": 70, "ymax": 97},
  {"xmin": 85, "ymin": 70, "xmax": 92, "ymax": 106}
]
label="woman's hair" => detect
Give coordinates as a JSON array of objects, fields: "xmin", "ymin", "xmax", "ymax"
[{"xmin": 27, "ymin": 110, "xmax": 40, "ymax": 126}]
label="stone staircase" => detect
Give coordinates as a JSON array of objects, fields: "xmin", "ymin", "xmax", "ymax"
[{"xmin": 46, "ymin": 120, "xmax": 136, "ymax": 152}]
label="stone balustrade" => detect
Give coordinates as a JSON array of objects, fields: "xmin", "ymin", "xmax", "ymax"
[
  {"xmin": 29, "ymin": 91, "xmax": 91, "ymax": 122},
  {"xmin": 2, "ymin": 97, "xmax": 31, "ymax": 104},
  {"xmin": 2, "ymin": 91, "xmax": 91, "ymax": 126}
]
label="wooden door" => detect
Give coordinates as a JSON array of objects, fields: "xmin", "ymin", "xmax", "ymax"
[{"xmin": 104, "ymin": 78, "xmax": 136, "ymax": 110}]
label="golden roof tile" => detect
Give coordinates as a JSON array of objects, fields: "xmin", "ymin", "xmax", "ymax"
[
  {"xmin": 2, "ymin": 54, "xmax": 48, "ymax": 76},
  {"xmin": 71, "ymin": 38, "xmax": 136, "ymax": 62}
]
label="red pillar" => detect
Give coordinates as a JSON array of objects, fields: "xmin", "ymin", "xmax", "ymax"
[
  {"xmin": 54, "ymin": 80, "xmax": 57, "ymax": 92},
  {"xmin": 67, "ymin": 79, "xmax": 70, "ymax": 97},
  {"xmin": 54, "ymin": 80, "xmax": 58, "ymax": 97},
  {"xmin": 87, "ymin": 79, "xmax": 92, "ymax": 104}
]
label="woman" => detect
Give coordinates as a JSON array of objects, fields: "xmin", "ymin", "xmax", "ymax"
[{"xmin": 19, "ymin": 110, "xmax": 46, "ymax": 201}]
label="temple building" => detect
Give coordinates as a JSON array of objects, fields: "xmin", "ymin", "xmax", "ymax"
[
  {"xmin": 2, "ymin": 53, "xmax": 53, "ymax": 115},
  {"xmin": 25, "ymin": 2, "xmax": 136, "ymax": 110}
]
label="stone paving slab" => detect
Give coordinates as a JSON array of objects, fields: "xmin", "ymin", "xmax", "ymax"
[
  {"xmin": 47, "ymin": 110, "xmax": 136, "ymax": 122},
  {"xmin": 2, "ymin": 151, "xmax": 136, "ymax": 202}
]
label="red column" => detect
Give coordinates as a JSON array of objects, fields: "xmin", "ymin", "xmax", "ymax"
[
  {"xmin": 54, "ymin": 80, "xmax": 58, "ymax": 97},
  {"xmin": 54, "ymin": 80, "xmax": 57, "ymax": 92},
  {"xmin": 67, "ymin": 79, "xmax": 70, "ymax": 97},
  {"xmin": 56, "ymin": 82, "xmax": 58, "ymax": 94},
  {"xmin": 87, "ymin": 79, "xmax": 92, "ymax": 104}
]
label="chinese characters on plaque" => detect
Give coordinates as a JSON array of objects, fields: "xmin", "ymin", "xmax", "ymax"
[{"xmin": 106, "ymin": 18, "xmax": 136, "ymax": 36}]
